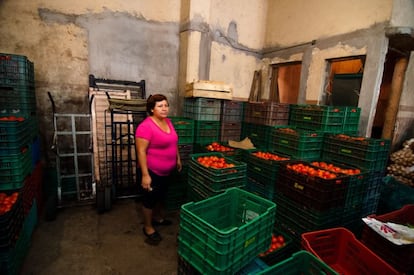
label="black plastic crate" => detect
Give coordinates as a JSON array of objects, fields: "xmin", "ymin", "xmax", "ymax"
[
  {"xmin": 277, "ymin": 162, "xmax": 349, "ymax": 211},
  {"xmin": 244, "ymin": 102, "xmax": 289, "ymax": 126},
  {"xmin": 221, "ymin": 100, "xmax": 244, "ymax": 122}
]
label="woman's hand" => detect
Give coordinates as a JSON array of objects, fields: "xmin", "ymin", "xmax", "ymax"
[
  {"xmin": 177, "ymin": 159, "xmax": 182, "ymax": 172},
  {"xmin": 141, "ymin": 174, "xmax": 152, "ymax": 191}
]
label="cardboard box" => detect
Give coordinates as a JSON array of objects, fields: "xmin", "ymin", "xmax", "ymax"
[{"xmin": 185, "ymin": 80, "xmax": 232, "ymax": 100}]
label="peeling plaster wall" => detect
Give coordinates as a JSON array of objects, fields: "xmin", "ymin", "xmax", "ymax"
[
  {"xmin": 264, "ymin": 0, "xmax": 393, "ymax": 48},
  {"xmin": 209, "ymin": 42, "xmax": 262, "ymax": 99},
  {"xmin": 0, "ymin": 0, "xmax": 181, "ymax": 163},
  {"xmin": 179, "ymin": 0, "xmax": 267, "ymax": 101},
  {"xmin": 390, "ymin": 0, "xmax": 414, "ymax": 27}
]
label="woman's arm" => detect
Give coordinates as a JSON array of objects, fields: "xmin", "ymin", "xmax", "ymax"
[
  {"xmin": 176, "ymin": 146, "xmax": 182, "ymax": 172},
  {"xmin": 136, "ymin": 137, "xmax": 152, "ymax": 190}
]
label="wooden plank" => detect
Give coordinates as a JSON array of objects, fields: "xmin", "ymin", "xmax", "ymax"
[
  {"xmin": 185, "ymin": 80, "xmax": 231, "ymax": 92},
  {"xmin": 185, "ymin": 89, "xmax": 232, "ymax": 100}
]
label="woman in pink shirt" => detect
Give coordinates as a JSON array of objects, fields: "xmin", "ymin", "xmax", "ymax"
[{"xmin": 135, "ymin": 94, "xmax": 182, "ymax": 245}]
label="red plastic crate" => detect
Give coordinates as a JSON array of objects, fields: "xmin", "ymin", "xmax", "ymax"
[
  {"xmin": 302, "ymin": 227, "xmax": 400, "ymax": 275},
  {"xmin": 361, "ymin": 204, "xmax": 414, "ymax": 274}
]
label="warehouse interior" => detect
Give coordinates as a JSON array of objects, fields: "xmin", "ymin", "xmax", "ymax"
[{"xmin": 1, "ymin": 0, "xmax": 414, "ymax": 274}]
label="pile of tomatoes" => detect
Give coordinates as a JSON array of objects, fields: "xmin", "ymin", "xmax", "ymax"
[
  {"xmin": 286, "ymin": 163, "xmax": 338, "ymax": 180},
  {"xmin": 259, "ymin": 233, "xmax": 286, "ymax": 257},
  {"xmin": 0, "ymin": 116, "xmax": 25, "ymax": 122},
  {"xmin": 205, "ymin": 142, "xmax": 234, "ymax": 152},
  {"xmin": 310, "ymin": 161, "xmax": 361, "ymax": 175},
  {"xmin": 252, "ymin": 151, "xmax": 289, "ymax": 161},
  {"xmin": 0, "ymin": 192, "xmax": 19, "ymax": 215},
  {"xmin": 196, "ymin": 155, "xmax": 235, "ymax": 169}
]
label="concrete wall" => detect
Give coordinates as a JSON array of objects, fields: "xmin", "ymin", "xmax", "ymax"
[
  {"xmin": 264, "ymin": 0, "xmax": 393, "ymax": 48},
  {"xmin": 178, "ymin": 0, "xmax": 266, "ymax": 101},
  {"xmin": 0, "ymin": 0, "xmax": 181, "ymax": 162}
]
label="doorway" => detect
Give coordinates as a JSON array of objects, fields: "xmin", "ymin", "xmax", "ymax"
[
  {"xmin": 324, "ymin": 56, "xmax": 365, "ymax": 106},
  {"xmin": 269, "ymin": 62, "xmax": 301, "ymax": 103}
]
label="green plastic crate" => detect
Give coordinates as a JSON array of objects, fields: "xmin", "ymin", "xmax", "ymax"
[
  {"xmin": 0, "ymin": 53, "xmax": 34, "ymax": 88},
  {"xmin": 189, "ymin": 167, "xmax": 246, "ymax": 194},
  {"xmin": 184, "ymin": 98, "xmax": 222, "ymax": 121},
  {"xmin": 246, "ymin": 150, "xmax": 290, "ymax": 184},
  {"xmin": 322, "ymin": 134, "xmax": 390, "ymax": 172},
  {"xmin": 179, "ymin": 187, "xmax": 276, "ymax": 274},
  {"xmin": 289, "ymin": 104, "xmax": 346, "ymax": 133},
  {"xmin": 194, "ymin": 120, "xmax": 220, "ymax": 145},
  {"xmin": 275, "ymin": 193, "xmax": 344, "ymax": 234},
  {"xmin": 187, "ymin": 176, "xmax": 224, "ymax": 200},
  {"xmin": 257, "ymin": 250, "xmax": 338, "ymax": 275},
  {"xmin": 343, "ymin": 107, "xmax": 360, "ymax": 133},
  {"xmin": 271, "ymin": 127, "xmax": 323, "ymax": 160},
  {"xmin": 186, "ymin": 182, "xmax": 208, "ymax": 202},
  {"xmin": 170, "ymin": 117, "xmax": 195, "ymax": 144},
  {"xmin": 241, "ymin": 123, "xmax": 276, "ymax": 150},
  {"xmin": 194, "ymin": 142, "xmax": 243, "ymax": 161},
  {"xmin": 0, "ymin": 149, "xmax": 32, "ymax": 190},
  {"xmin": 189, "ymin": 152, "xmax": 247, "ymax": 183}
]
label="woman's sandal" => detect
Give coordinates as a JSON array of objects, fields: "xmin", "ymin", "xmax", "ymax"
[{"xmin": 143, "ymin": 227, "xmax": 162, "ymax": 244}]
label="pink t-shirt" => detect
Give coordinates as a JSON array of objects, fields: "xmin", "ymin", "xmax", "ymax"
[{"xmin": 135, "ymin": 117, "xmax": 178, "ymax": 176}]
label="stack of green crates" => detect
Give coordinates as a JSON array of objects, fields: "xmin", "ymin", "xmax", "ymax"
[
  {"xmin": 321, "ymin": 134, "xmax": 391, "ymax": 219},
  {"xmin": 178, "ymin": 187, "xmax": 276, "ymax": 274},
  {"xmin": 167, "ymin": 117, "xmax": 195, "ymax": 211},
  {"xmin": 274, "ymin": 160, "xmax": 351, "ymax": 246},
  {"xmin": 0, "ymin": 53, "xmax": 39, "ymax": 275},
  {"xmin": 289, "ymin": 104, "xmax": 347, "ymax": 133},
  {"xmin": 187, "ymin": 152, "xmax": 247, "ymax": 201},
  {"xmin": 184, "ymin": 98, "xmax": 221, "ymax": 146}
]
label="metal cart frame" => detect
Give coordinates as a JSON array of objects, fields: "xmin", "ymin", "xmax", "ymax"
[
  {"xmin": 48, "ymin": 92, "xmax": 95, "ymax": 207},
  {"xmin": 89, "ymin": 75, "xmax": 146, "ymax": 213}
]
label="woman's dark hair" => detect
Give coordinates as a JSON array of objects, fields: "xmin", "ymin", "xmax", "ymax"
[{"xmin": 146, "ymin": 94, "xmax": 168, "ymax": 115}]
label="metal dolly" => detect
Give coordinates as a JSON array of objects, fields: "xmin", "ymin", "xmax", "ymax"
[{"xmin": 48, "ymin": 92, "xmax": 95, "ymax": 208}]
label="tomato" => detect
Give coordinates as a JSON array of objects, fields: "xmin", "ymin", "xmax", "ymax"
[
  {"xmin": 277, "ymin": 235, "xmax": 285, "ymax": 243},
  {"xmin": 196, "ymin": 155, "xmax": 236, "ymax": 171}
]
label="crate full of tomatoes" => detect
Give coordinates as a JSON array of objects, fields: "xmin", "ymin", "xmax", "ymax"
[
  {"xmin": 277, "ymin": 161, "xmax": 350, "ymax": 211},
  {"xmin": 189, "ymin": 152, "xmax": 247, "ymax": 192},
  {"xmin": 246, "ymin": 151, "xmax": 290, "ymax": 184},
  {"xmin": 259, "ymin": 230, "xmax": 296, "ymax": 266},
  {"xmin": 199, "ymin": 141, "xmax": 242, "ymax": 160},
  {"xmin": 322, "ymin": 134, "xmax": 391, "ymax": 172}
]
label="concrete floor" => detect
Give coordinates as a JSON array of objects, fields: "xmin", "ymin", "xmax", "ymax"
[{"xmin": 20, "ymin": 199, "xmax": 181, "ymax": 275}]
